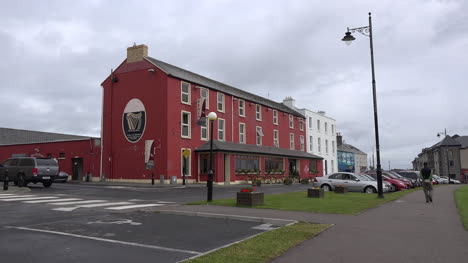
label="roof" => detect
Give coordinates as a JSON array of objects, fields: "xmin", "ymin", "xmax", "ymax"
[
  {"xmin": 338, "ymin": 143, "xmax": 366, "ymax": 155},
  {"xmin": 432, "ymin": 135, "xmax": 461, "ymax": 148},
  {"xmin": 0, "ymin": 128, "xmax": 98, "ymax": 146},
  {"xmin": 455, "ymin": 136, "xmax": 468, "ymax": 149},
  {"xmin": 145, "ymin": 57, "xmax": 305, "ymax": 118},
  {"xmin": 195, "ymin": 140, "xmax": 323, "ymax": 159}
]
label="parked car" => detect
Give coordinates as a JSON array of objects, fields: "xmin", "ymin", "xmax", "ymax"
[
  {"xmin": 393, "ymin": 170, "xmax": 422, "ymax": 187},
  {"xmin": 313, "ymin": 172, "xmax": 389, "ymax": 193},
  {"xmin": 432, "ymin": 175, "xmax": 447, "ymax": 184},
  {"xmin": 440, "ymin": 176, "xmax": 461, "ymax": 184},
  {"xmin": 54, "ymin": 171, "xmax": 69, "ymax": 183},
  {"xmin": 388, "ymin": 171, "xmax": 418, "ymax": 188},
  {"xmin": 383, "ymin": 172, "xmax": 412, "ymax": 189},
  {"xmin": 356, "ymin": 173, "xmax": 391, "ymax": 192},
  {"xmin": 366, "ymin": 172, "xmax": 407, "ymax": 191},
  {"xmin": 0, "ymin": 157, "xmax": 58, "ymax": 187}
]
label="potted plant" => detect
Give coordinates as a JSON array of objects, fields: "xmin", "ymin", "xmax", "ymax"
[
  {"xmin": 236, "ymin": 187, "xmax": 264, "ymax": 206},
  {"xmin": 283, "ymin": 177, "xmax": 293, "ymax": 185},
  {"xmin": 334, "ymin": 184, "xmax": 347, "ymax": 193},
  {"xmin": 308, "ymin": 187, "xmax": 324, "ymax": 198},
  {"xmin": 300, "ymin": 178, "xmax": 309, "ymax": 184}
]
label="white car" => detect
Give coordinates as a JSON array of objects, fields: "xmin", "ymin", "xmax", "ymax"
[{"xmin": 313, "ymin": 172, "xmax": 389, "ymax": 194}]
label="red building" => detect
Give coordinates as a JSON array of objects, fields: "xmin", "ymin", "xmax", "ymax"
[
  {"xmin": 101, "ymin": 44, "xmax": 322, "ymax": 183},
  {"xmin": 0, "ymin": 128, "xmax": 100, "ymax": 181}
]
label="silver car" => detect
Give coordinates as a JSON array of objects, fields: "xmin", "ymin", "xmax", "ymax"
[{"xmin": 313, "ymin": 172, "xmax": 389, "ymax": 194}]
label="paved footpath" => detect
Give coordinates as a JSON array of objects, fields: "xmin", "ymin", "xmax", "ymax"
[{"xmin": 158, "ymin": 185, "xmax": 468, "ymax": 263}]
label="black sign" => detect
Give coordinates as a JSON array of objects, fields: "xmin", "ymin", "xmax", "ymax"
[{"xmin": 122, "ymin": 98, "xmax": 146, "ymax": 143}]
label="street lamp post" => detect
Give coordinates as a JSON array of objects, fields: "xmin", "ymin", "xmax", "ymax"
[
  {"xmin": 342, "ymin": 12, "xmax": 384, "ymax": 198},
  {"xmin": 437, "ymin": 129, "xmax": 451, "ymax": 184},
  {"xmin": 207, "ymin": 112, "xmax": 217, "ymax": 202}
]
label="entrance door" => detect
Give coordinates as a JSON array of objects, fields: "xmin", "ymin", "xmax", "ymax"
[
  {"xmin": 72, "ymin": 158, "xmax": 83, "ymax": 181},
  {"xmin": 288, "ymin": 159, "xmax": 297, "ymax": 175},
  {"xmin": 224, "ymin": 154, "xmax": 230, "ymax": 185}
]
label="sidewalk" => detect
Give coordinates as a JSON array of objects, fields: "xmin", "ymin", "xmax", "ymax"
[{"xmin": 158, "ymin": 185, "xmax": 468, "ymax": 263}]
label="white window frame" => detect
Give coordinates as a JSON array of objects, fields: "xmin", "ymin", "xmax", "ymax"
[
  {"xmin": 317, "ymin": 120, "xmax": 321, "ymax": 131},
  {"xmin": 239, "ymin": 123, "xmax": 246, "ymax": 144},
  {"xmin": 200, "ymin": 87, "xmax": 209, "ymax": 109},
  {"xmin": 332, "ymin": 141, "xmax": 335, "ymax": 155},
  {"xmin": 300, "ymin": 135, "xmax": 305, "ymax": 151},
  {"xmin": 325, "ymin": 122, "xmax": 328, "ymax": 134},
  {"xmin": 289, "ymin": 115, "xmax": 294, "ymax": 129},
  {"xmin": 332, "ymin": 124, "xmax": 335, "ymax": 135},
  {"xmin": 256, "ymin": 126, "xmax": 263, "ymax": 145},
  {"xmin": 239, "ymin": 99, "xmax": 245, "ymax": 117},
  {"xmin": 201, "ymin": 119, "xmax": 208, "ymax": 141},
  {"xmin": 299, "ymin": 119, "xmax": 304, "ymax": 131},
  {"xmin": 218, "ymin": 118, "xmax": 225, "ymax": 141},
  {"xmin": 256, "ymin": 104, "xmax": 262, "ymax": 121},
  {"xmin": 217, "ymin": 92, "xmax": 225, "ymax": 112},
  {"xmin": 318, "ymin": 137, "xmax": 321, "ymax": 153},
  {"xmin": 274, "ymin": 130, "xmax": 279, "ymax": 147},
  {"xmin": 273, "ymin": 110, "xmax": 278, "ymax": 125},
  {"xmin": 309, "ymin": 136, "xmax": 313, "ymax": 152},
  {"xmin": 325, "ymin": 139, "xmax": 329, "ymax": 154},
  {"xmin": 181, "ymin": 111, "xmax": 191, "ymax": 138},
  {"xmin": 290, "ymin": 133, "xmax": 295, "ymax": 150},
  {"xmin": 331, "ymin": 160, "xmax": 334, "ymax": 173},
  {"xmin": 181, "ymin": 81, "xmax": 191, "ymax": 105},
  {"xmin": 308, "ymin": 117, "xmax": 312, "ymax": 129}
]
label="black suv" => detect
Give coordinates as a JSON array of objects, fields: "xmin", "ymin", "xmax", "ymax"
[{"xmin": 0, "ymin": 157, "xmax": 59, "ymax": 187}]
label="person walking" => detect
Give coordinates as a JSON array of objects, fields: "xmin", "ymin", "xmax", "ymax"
[{"xmin": 420, "ymin": 162, "xmax": 433, "ymax": 203}]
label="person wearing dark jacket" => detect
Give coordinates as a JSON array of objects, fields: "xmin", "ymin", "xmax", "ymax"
[{"xmin": 420, "ymin": 162, "xmax": 433, "ymax": 203}]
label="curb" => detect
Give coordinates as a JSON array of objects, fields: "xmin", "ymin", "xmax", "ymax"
[
  {"xmin": 157, "ymin": 209, "xmax": 296, "ymax": 226},
  {"xmin": 1, "ymin": 186, "xmax": 31, "ymax": 193}
]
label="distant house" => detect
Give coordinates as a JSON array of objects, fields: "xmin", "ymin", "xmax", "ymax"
[{"xmin": 336, "ymin": 133, "xmax": 368, "ymax": 173}]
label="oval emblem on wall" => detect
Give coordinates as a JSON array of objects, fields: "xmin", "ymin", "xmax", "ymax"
[{"xmin": 122, "ymin": 98, "xmax": 146, "ymax": 143}]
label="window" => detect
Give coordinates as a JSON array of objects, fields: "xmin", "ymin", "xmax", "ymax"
[
  {"xmin": 299, "ymin": 119, "xmax": 304, "ymax": 131},
  {"xmin": 331, "ymin": 160, "xmax": 334, "ymax": 173},
  {"xmin": 19, "ymin": 158, "xmax": 34, "ymax": 166},
  {"xmin": 309, "ymin": 160, "xmax": 317, "ymax": 171},
  {"xmin": 290, "ymin": 133, "xmax": 295, "ymax": 150},
  {"xmin": 309, "ymin": 117, "xmax": 312, "ymax": 129},
  {"xmin": 317, "ymin": 120, "xmax": 321, "ymax": 131},
  {"xmin": 59, "ymin": 153, "xmax": 66, "ymax": 159},
  {"xmin": 318, "ymin": 137, "xmax": 321, "ymax": 153},
  {"xmin": 332, "ymin": 141, "xmax": 335, "ymax": 155},
  {"xmin": 300, "ymin": 135, "xmax": 305, "ymax": 151},
  {"xmin": 265, "ymin": 157, "xmax": 283, "ymax": 172},
  {"xmin": 325, "ymin": 122, "xmax": 328, "ymax": 133},
  {"xmin": 239, "ymin": 99, "xmax": 245, "ymax": 117},
  {"xmin": 200, "ymin": 87, "xmax": 209, "ymax": 109},
  {"xmin": 235, "ymin": 155, "xmax": 259, "ymax": 171},
  {"xmin": 309, "ymin": 136, "xmax": 313, "ymax": 152},
  {"xmin": 199, "ymin": 154, "xmax": 210, "ymax": 174},
  {"xmin": 331, "ymin": 124, "xmax": 335, "ymax": 135},
  {"xmin": 256, "ymin": 126, "xmax": 263, "ymax": 145},
  {"xmin": 217, "ymin": 92, "xmax": 225, "ymax": 112},
  {"xmin": 201, "ymin": 119, "xmax": 208, "ymax": 140},
  {"xmin": 181, "ymin": 111, "xmax": 191, "ymax": 138},
  {"xmin": 325, "ymin": 139, "xmax": 329, "ymax": 154},
  {"xmin": 181, "ymin": 81, "xmax": 191, "ymax": 104},
  {"xmin": 273, "ymin": 110, "xmax": 278, "ymax": 125},
  {"xmin": 218, "ymin": 118, "xmax": 225, "ymax": 141},
  {"xmin": 274, "ymin": 130, "xmax": 279, "ymax": 147},
  {"xmin": 289, "ymin": 115, "xmax": 294, "ymax": 129},
  {"xmin": 239, "ymin": 123, "xmax": 246, "ymax": 143},
  {"xmin": 46, "ymin": 154, "xmax": 52, "ymax": 158},
  {"xmin": 256, "ymin": 104, "xmax": 262, "ymax": 121}
]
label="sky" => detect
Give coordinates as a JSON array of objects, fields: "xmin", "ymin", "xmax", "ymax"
[{"xmin": 1, "ymin": 0, "xmax": 467, "ymax": 169}]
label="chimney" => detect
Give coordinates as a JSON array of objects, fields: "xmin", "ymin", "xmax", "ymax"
[
  {"xmin": 318, "ymin": 111, "xmax": 326, "ymax": 115},
  {"xmin": 283, "ymin": 96, "xmax": 296, "ymax": 109},
  {"xmin": 337, "ymin": 132, "xmax": 343, "ymax": 146},
  {"xmin": 127, "ymin": 44, "xmax": 148, "ymax": 63}
]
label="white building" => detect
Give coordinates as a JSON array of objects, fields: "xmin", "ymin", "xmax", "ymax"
[{"xmin": 283, "ymin": 97, "xmax": 338, "ymax": 175}]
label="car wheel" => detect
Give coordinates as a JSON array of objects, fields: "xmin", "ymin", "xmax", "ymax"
[
  {"xmin": 321, "ymin": 184, "xmax": 331, "ymax": 191},
  {"xmin": 42, "ymin": 181, "xmax": 52, "ymax": 188},
  {"xmin": 392, "ymin": 184, "xmax": 399, "ymax": 191},
  {"xmin": 364, "ymin": 186, "xmax": 376, "ymax": 194}
]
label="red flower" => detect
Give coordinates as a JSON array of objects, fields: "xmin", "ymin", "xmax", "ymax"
[{"xmin": 240, "ymin": 187, "xmax": 256, "ymax": 193}]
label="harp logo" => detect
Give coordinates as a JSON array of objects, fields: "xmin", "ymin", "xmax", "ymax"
[{"xmin": 123, "ymin": 98, "xmax": 146, "ymax": 143}]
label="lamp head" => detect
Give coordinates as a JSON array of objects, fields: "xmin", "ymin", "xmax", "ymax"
[
  {"xmin": 207, "ymin": 112, "xmax": 217, "ymax": 121},
  {"xmin": 437, "ymin": 133, "xmax": 441, "ymax": 138},
  {"xmin": 342, "ymin": 31, "xmax": 355, "ymax": 46}
]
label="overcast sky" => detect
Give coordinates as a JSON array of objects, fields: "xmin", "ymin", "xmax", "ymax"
[{"xmin": 1, "ymin": 0, "xmax": 467, "ymax": 169}]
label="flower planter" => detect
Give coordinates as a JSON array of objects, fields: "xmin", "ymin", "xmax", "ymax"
[
  {"xmin": 334, "ymin": 186, "xmax": 347, "ymax": 194},
  {"xmin": 236, "ymin": 192, "xmax": 264, "ymax": 206},
  {"xmin": 308, "ymin": 188, "xmax": 324, "ymax": 198}
]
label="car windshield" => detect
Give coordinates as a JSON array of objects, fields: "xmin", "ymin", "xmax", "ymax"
[
  {"xmin": 389, "ymin": 172, "xmax": 403, "ymax": 178},
  {"xmin": 36, "ymin": 158, "xmax": 58, "ymax": 166},
  {"xmin": 384, "ymin": 173, "xmax": 399, "ymax": 179},
  {"xmin": 357, "ymin": 173, "xmax": 375, "ymax": 181}
]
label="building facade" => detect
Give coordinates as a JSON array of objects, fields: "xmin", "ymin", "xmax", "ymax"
[
  {"xmin": 0, "ymin": 128, "xmax": 101, "ymax": 181},
  {"xmin": 336, "ymin": 133, "xmax": 368, "ymax": 173},
  {"xmin": 100, "ymin": 44, "xmax": 323, "ymax": 184},
  {"xmin": 283, "ymin": 97, "xmax": 338, "ymax": 175}
]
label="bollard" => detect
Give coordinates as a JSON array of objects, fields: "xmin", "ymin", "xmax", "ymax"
[
  {"xmin": 3, "ymin": 170, "xmax": 9, "ymax": 191},
  {"xmin": 151, "ymin": 173, "xmax": 154, "ymax": 185}
]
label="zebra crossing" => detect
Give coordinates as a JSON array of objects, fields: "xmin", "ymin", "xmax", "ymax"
[{"xmin": 0, "ymin": 193, "xmax": 175, "ymax": 212}]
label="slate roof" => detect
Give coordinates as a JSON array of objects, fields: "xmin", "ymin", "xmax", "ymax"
[
  {"xmin": 433, "ymin": 135, "xmax": 461, "ymax": 148},
  {"xmin": 0, "ymin": 128, "xmax": 98, "ymax": 146},
  {"xmin": 455, "ymin": 136, "xmax": 468, "ymax": 148},
  {"xmin": 145, "ymin": 57, "xmax": 305, "ymax": 118},
  {"xmin": 195, "ymin": 140, "xmax": 323, "ymax": 159},
  {"xmin": 338, "ymin": 143, "xmax": 366, "ymax": 155}
]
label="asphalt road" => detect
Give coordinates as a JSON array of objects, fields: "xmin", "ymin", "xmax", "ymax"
[{"xmin": 0, "ymin": 183, "xmax": 298, "ymax": 263}]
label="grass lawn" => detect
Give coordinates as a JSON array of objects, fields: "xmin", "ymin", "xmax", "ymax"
[
  {"xmin": 184, "ymin": 222, "xmax": 330, "ymax": 263},
  {"xmin": 188, "ymin": 188, "xmax": 421, "ymax": 215},
  {"xmin": 455, "ymin": 185, "xmax": 468, "ymax": 230}
]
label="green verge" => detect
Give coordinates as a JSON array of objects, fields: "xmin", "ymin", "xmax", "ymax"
[
  {"xmin": 187, "ymin": 188, "xmax": 421, "ymax": 215},
  {"xmin": 184, "ymin": 222, "xmax": 330, "ymax": 263},
  {"xmin": 455, "ymin": 185, "xmax": 468, "ymax": 230}
]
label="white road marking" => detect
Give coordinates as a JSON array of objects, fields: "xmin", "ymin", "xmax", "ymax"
[
  {"xmin": 156, "ymin": 201, "xmax": 176, "ymax": 204},
  {"xmin": 0, "ymin": 195, "xmax": 36, "ymax": 199},
  {"xmin": 106, "ymin": 204, "xmax": 164, "ymax": 210},
  {"xmin": 1, "ymin": 196, "xmax": 59, "ymax": 202},
  {"xmin": 53, "ymin": 202, "xmax": 133, "ymax": 212},
  {"xmin": 87, "ymin": 219, "xmax": 142, "ymax": 225},
  {"xmin": 24, "ymin": 198, "xmax": 83, "ymax": 204},
  {"xmin": 5, "ymin": 226, "xmax": 201, "ymax": 255},
  {"xmin": 0, "ymin": 194, "xmax": 16, "ymax": 196},
  {"xmin": 49, "ymin": 200, "xmax": 107, "ymax": 206},
  {"xmin": 252, "ymin": 224, "xmax": 277, "ymax": 231}
]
